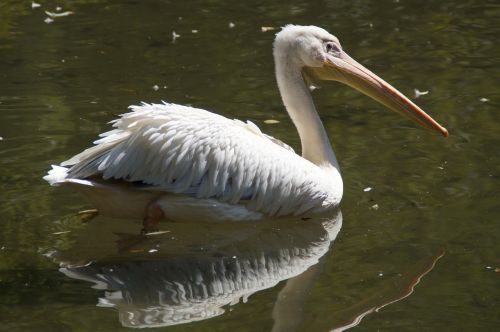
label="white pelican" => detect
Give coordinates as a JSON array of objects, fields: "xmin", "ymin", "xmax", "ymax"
[{"xmin": 44, "ymin": 25, "xmax": 448, "ymax": 231}]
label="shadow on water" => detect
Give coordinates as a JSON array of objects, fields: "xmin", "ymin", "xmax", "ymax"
[{"xmin": 46, "ymin": 209, "xmax": 443, "ymax": 330}]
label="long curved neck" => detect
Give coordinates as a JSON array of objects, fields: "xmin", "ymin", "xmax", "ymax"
[{"xmin": 275, "ymin": 57, "xmax": 339, "ymax": 170}]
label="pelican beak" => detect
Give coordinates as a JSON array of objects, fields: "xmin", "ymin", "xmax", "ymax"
[{"xmin": 307, "ymin": 52, "xmax": 448, "ymax": 137}]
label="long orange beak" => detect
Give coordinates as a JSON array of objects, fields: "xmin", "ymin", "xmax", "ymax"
[{"xmin": 309, "ymin": 51, "xmax": 448, "ymax": 137}]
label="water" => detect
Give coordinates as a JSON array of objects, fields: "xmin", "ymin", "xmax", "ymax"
[{"xmin": 1, "ymin": 0, "xmax": 499, "ymax": 330}]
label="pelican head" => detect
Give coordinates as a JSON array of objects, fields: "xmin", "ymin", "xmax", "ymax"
[{"xmin": 273, "ymin": 25, "xmax": 448, "ymax": 137}]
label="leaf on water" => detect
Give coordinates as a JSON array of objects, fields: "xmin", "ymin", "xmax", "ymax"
[
  {"xmin": 44, "ymin": 17, "xmax": 54, "ymax": 24},
  {"xmin": 32, "ymin": 1, "xmax": 41, "ymax": 9},
  {"xmin": 52, "ymin": 231, "xmax": 71, "ymax": 235},
  {"xmin": 479, "ymin": 97, "xmax": 490, "ymax": 102},
  {"xmin": 264, "ymin": 119, "xmax": 280, "ymax": 124},
  {"xmin": 363, "ymin": 187, "xmax": 372, "ymax": 192},
  {"xmin": 229, "ymin": 22, "xmax": 235, "ymax": 28},
  {"xmin": 145, "ymin": 230, "xmax": 171, "ymax": 236},
  {"xmin": 370, "ymin": 203, "xmax": 379, "ymax": 210},
  {"xmin": 45, "ymin": 10, "xmax": 73, "ymax": 18}
]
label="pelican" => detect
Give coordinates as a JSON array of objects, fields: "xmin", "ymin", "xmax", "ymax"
[{"xmin": 44, "ymin": 25, "xmax": 448, "ymax": 231}]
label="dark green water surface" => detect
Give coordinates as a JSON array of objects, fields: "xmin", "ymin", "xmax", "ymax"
[{"xmin": 0, "ymin": 0, "xmax": 498, "ymax": 331}]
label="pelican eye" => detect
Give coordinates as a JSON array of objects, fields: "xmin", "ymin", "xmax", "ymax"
[{"xmin": 325, "ymin": 41, "xmax": 341, "ymax": 55}]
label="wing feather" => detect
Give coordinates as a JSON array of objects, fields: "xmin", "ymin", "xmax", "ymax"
[{"xmin": 62, "ymin": 102, "xmax": 338, "ymax": 216}]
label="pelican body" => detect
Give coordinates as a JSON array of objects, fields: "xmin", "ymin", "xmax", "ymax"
[{"xmin": 44, "ymin": 25, "xmax": 447, "ymax": 230}]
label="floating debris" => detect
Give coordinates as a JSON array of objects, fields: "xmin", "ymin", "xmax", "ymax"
[
  {"xmin": 152, "ymin": 85, "xmax": 160, "ymax": 91},
  {"xmin": 148, "ymin": 249, "xmax": 158, "ymax": 253},
  {"xmin": 363, "ymin": 187, "xmax": 372, "ymax": 192},
  {"xmin": 45, "ymin": 10, "xmax": 73, "ymax": 18},
  {"xmin": 43, "ymin": 250, "xmax": 62, "ymax": 259},
  {"xmin": 487, "ymin": 266, "xmax": 500, "ymax": 273},
  {"xmin": 264, "ymin": 119, "xmax": 280, "ymax": 124},
  {"xmin": 229, "ymin": 22, "xmax": 235, "ymax": 28},
  {"xmin": 77, "ymin": 209, "xmax": 99, "ymax": 223},
  {"xmin": 370, "ymin": 203, "xmax": 379, "ymax": 210},
  {"xmin": 191, "ymin": 29, "xmax": 199, "ymax": 33},
  {"xmin": 52, "ymin": 231, "xmax": 71, "ymax": 235},
  {"xmin": 145, "ymin": 230, "xmax": 170, "ymax": 236},
  {"xmin": 0, "ymin": 137, "xmax": 3, "ymax": 141},
  {"xmin": 479, "ymin": 97, "xmax": 490, "ymax": 102},
  {"xmin": 44, "ymin": 17, "xmax": 54, "ymax": 24},
  {"xmin": 261, "ymin": 26, "xmax": 276, "ymax": 32},
  {"xmin": 414, "ymin": 88, "xmax": 429, "ymax": 98},
  {"xmin": 172, "ymin": 31, "xmax": 180, "ymax": 42},
  {"xmin": 378, "ymin": 272, "xmax": 384, "ymax": 277},
  {"xmin": 56, "ymin": 6, "xmax": 62, "ymax": 11},
  {"xmin": 31, "ymin": 1, "xmax": 41, "ymax": 9}
]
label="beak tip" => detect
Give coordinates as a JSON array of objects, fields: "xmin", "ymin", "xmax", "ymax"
[{"xmin": 441, "ymin": 127, "xmax": 449, "ymax": 138}]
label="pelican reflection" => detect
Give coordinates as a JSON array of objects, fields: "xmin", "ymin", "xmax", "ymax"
[{"xmin": 57, "ymin": 211, "xmax": 342, "ymax": 328}]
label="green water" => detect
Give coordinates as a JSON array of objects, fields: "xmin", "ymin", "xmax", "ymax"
[{"xmin": 1, "ymin": 0, "xmax": 498, "ymax": 330}]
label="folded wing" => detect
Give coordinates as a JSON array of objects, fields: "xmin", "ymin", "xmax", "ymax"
[{"xmin": 61, "ymin": 102, "xmax": 328, "ymax": 216}]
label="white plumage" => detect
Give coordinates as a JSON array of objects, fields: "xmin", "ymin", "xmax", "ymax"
[
  {"xmin": 46, "ymin": 102, "xmax": 342, "ymax": 220},
  {"xmin": 44, "ymin": 25, "xmax": 447, "ymax": 227}
]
